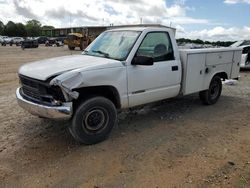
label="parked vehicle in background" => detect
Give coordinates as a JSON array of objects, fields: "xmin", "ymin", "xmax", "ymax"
[
  {"xmin": 0, "ymin": 36, "xmax": 8, "ymax": 45},
  {"xmin": 35, "ymin": 36, "xmax": 49, "ymax": 44},
  {"xmin": 56, "ymin": 37, "xmax": 67, "ymax": 44},
  {"xmin": 231, "ymin": 41, "xmax": 250, "ymax": 69},
  {"xmin": 16, "ymin": 26, "xmax": 242, "ymax": 144},
  {"xmin": 45, "ymin": 38, "xmax": 64, "ymax": 47},
  {"xmin": 64, "ymin": 33, "xmax": 92, "ymax": 50},
  {"xmin": 1, "ymin": 37, "xmax": 12, "ymax": 46},
  {"xmin": 230, "ymin": 40, "xmax": 250, "ymax": 47},
  {"xmin": 240, "ymin": 46, "xmax": 250, "ymax": 69},
  {"xmin": 10, "ymin": 37, "xmax": 24, "ymax": 46},
  {"xmin": 21, "ymin": 39, "xmax": 39, "ymax": 49},
  {"xmin": 178, "ymin": 43, "xmax": 204, "ymax": 49},
  {"xmin": 45, "ymin": 38, "xmax": 58, "ymax": 47}
]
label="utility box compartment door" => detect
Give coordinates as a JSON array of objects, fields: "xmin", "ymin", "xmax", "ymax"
[
  {"xmin": 184, "ymin": 54, "xmax": 206, "ymax": 95},
  {"xmin": 206, "ymin": 51, "xmax": 234, "ymax": 66},
  {"xmin": 231, "ymin": 50, "xmax": 241, "ymax": 79}
]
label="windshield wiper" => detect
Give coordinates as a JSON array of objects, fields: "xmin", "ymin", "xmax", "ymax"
[{"xmin": 92, "ymin": 50, "xmax": 110, "ymax": 58}]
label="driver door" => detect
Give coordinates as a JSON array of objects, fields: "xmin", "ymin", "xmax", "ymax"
[{"xmin": 127, "ymin": 32, "xmax": 181, "ymax": 107}]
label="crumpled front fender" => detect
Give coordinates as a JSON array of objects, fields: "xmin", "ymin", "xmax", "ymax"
[{"xmin": 50, "ymin": 71, "xmax": 85, "ymax": 101}]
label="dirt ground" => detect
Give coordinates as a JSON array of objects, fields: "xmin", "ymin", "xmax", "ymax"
[{"xmin": 0, "ymin": 45, "xmax": 249, "ymax": 188}]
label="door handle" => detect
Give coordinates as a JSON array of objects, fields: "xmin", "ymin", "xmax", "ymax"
[{"xmin": 172, "ymin": 66, "xmax": 178, "ymax": 71}]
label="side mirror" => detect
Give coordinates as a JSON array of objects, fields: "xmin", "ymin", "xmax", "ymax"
[{"xmin": 131, "ymin": 56, "xmax": 154, "ymax": 66}]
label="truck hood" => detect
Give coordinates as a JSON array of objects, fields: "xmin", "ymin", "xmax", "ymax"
[{"xmin": 19, "ymin": 55, "xmax": 122, "ymax": 81}]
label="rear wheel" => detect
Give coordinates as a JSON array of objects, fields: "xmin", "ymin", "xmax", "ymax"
[
  {"xmin": 199, "ymin": 76, "xmax": 222, "ymax": 105},
  {"xmin": 80, "ymin": 41, "xmax": 84, "ymax": 51},
  {"xmin": 69, "ymin": 96, "xmax": 117, "ymax": 144}
]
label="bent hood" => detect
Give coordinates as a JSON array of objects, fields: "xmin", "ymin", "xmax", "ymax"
[{"xmin": 19, "ymin": 55, "xmax": 122, "ymax": 81}]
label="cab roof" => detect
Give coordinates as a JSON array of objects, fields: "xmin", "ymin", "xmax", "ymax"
[{"xmin": 107, "ymin": 24, "xmax": 176, "ymax": 34}]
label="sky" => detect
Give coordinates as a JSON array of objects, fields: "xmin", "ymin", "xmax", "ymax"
[{"xmin": 0, "ymin": 0, "xmax": 249, "ymax": 41}]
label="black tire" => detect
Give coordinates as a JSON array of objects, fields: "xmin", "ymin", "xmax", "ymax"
[
  {"xmin": 69, "ymin": 96, "xmax": 117, "ymax": 144},
  {"xmin": 199, "ymin": 76, "xmax": 222, "ymax": 105},
  {"xmin": 80, "ymin": 41, "xmax": 84, "ymax": 51}
]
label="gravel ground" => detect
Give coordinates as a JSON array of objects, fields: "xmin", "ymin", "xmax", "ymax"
[{"xmin": 0, "ymin": 45, "xmax": 249, "ymax": 188}]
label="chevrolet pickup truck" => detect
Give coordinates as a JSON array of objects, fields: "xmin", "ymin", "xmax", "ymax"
[{"xmin": 16, "ymin": 26, "xmax": 242, "ymax": 144}]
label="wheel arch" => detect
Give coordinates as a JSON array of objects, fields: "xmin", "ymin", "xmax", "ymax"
[
  {"xmin": 74, "ymin": 85, "xmax": 121, "ymax": 110},
  {"xmin": 203, "ymin": 71, "xmax": 228, "ymax": 91},
  {"xmin": 213, "ymin": 71, "xmax": 228, "ymax": 81}
]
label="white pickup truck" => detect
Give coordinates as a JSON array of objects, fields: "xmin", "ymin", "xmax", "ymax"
[{"xmin": 16, "ymin": 26, "xmax": 242, "ymax": 144}]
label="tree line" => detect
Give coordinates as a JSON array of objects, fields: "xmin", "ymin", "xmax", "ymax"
[
  {"xmin": 177, "ymin": 38, "xmax": 235, "ymax": 47},
  {"xmin": 0, "ymin": 19, "xmax": 54, "ymax": 37},
  {"xmin": 0, "ymin": 20, "xmax": 236, "ymax": 46}
]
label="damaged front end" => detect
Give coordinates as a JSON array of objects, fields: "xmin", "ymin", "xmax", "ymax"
[
  {"xmin": 18, "ymin": 74, "xmax": 66, "ymax": 105},
  {"xmin": 16, "ymin": 74, "xmax": 80, "ymax": 119}
]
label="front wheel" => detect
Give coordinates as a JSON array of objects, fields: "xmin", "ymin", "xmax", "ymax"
[
  {"xmin": 69, "ymin": 97, "xmax": 117, "ymax": 144},
  {"xmin": 199, "ymin": 76, "xmax": 222, "ymax": 105}
]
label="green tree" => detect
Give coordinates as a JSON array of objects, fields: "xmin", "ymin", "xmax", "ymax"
[
  {"xmin": 4, "ymin": 21, "xmax": 17, "ymax": 36},
  {"xmin": 0, "ymin": 20, "xmax": 4, "ymax": 35},
  {"xmin": 16, "ymin": 23, "xmax": 27, "ymax": 37},
  {"xmin": 193, "ymin": 39, "xmax": 204, "ymax": 45},
  {"xmin": 25, "ymin": 19, "xmax": 42, "ymax": 37},
  {"xmin": 204, "ymin": 41, "xmax": 211, "ymax": 45}
]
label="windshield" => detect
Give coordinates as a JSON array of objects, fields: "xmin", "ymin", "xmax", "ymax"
[{"xmin": 83, "ymin": 31, "xmax": 141, "ymax": 61}]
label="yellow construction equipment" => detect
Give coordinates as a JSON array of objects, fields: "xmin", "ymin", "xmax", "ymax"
[{"xmin": 64, "ymin": 33, "xmax": 92, "ymax": 50}]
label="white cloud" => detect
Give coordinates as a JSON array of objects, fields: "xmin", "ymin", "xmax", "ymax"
[
  {"xmin": 0, "ymin": 0, "xmax": 249, "ymax": 41},
  {"xmin": 224, "ymin": 0, "xmax": 250, "ymax": 4},
  {"xmin": 176, "ymin": 26, "xmax": 250, "ymax": 41},
  {"xmin": 0, "ymin": 0, "xmax": 209, "ymax": 27}
]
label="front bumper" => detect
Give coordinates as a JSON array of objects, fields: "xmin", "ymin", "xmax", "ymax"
[{"xmin": 16, "ymin": 87, "xmax": 72, "ymax": 119}]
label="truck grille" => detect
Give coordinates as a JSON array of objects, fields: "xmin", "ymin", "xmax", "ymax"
[
  {"xmin": 19, "ymin": 75, "xmax": 65, "ymax": 105},
  {"xmin": 22, "ymin": 86, "xmax": 41, "ymax": 101}
]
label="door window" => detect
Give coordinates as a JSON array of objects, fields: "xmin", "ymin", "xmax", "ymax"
[{"xmin": 137, "ymin": 32, "xmax": 174, "ymax": 62}]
